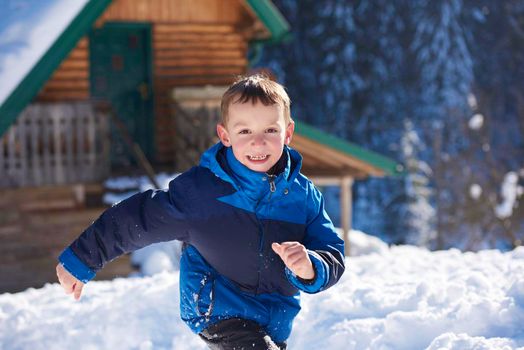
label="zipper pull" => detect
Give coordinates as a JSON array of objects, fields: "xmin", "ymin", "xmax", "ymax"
[{"xmin": 267, "ymin": 174, "xmax": 276, "ymax": 193}]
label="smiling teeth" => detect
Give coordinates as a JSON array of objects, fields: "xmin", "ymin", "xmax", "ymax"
[{"xmin": 249, "ymin": 155, "xmax": 268, "ymax": 160}]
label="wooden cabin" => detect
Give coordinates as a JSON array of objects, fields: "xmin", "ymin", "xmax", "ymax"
[{"xmin": 0, "ymin": 0, "xmax": 401, "ymax": 293}]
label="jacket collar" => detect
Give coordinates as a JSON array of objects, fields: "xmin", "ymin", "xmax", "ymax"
[
  {"xmin": 225, "ymin": 147, "xmax": 288, "ymax": 201},
  {"xmin": 199, "ymin": 142, "xmax": 302, "ymax": 194}
]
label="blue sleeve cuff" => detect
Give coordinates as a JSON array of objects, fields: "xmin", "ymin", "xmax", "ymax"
[
  {"xmin": 58, "ymin": 247, "xmax": 96, "ymax": 283},
  {"xmin": 285, "ymin": 251, "xmax": 328, "ymax": 294}
]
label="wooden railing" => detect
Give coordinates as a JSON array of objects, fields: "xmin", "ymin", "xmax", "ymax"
[
  {"xmin": 0, "ymin": 102, "xmax": 110, "ymax": 188},
  {"xmin": 171, "ymin": 86, "xmax": 225, "ymax": 171}
]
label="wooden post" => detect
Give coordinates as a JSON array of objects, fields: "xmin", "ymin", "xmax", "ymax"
[{"xmin": 340, "ymin": 176, "xmax": 353, "ymax": 256}]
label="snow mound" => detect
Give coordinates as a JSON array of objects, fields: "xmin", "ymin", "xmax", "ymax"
[
  {"xmin": 131, "ymin": 241, "xmax": 183, "ymax": 276},
  {"xmin": 347, "ymin": 229, "xmax": 389, "ymax": 256}
]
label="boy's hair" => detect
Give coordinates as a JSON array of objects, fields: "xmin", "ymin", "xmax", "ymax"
[{"xmin": 220, "ymin": 74, "xmax": 292, "ymax": 126}]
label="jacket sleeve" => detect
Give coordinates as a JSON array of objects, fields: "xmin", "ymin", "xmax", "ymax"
[
  {"xmin": 58, "ymin": 175, "xmax": 193, "ymax": 283},
  {"xmin": 286, "ymin": 182, "xmax": 345, "ymax": 293}
]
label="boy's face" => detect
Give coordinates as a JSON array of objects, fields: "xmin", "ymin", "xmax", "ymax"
[{"xmin": 217, "ymin": 99, "xmax": 294, "ymax": 173}]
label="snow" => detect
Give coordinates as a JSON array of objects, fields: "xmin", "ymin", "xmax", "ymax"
[
  {"xmin": 467, "ymin": 93, "xmax": 478, "ymax": 110},
  {"xmin": 0, "ymin": 0, "xmax": 89, "ymax": 105},
  {"xmin": 131, "ymin": 241, "xmax": 183, "ymax": 276},
  {"xmin": 469, "ymin": 183, "xmax": 482, "ymax": 200},
  {"xmin": 495, "ymin": 172, "xmax": 521, "ymax": 219},
  {"xmin": 2, "ymin": 231, "xmax": 524, "ymax": 349},
  {"xmin": 468, "ymin": 113, "xmax": 484, "ymax": 130},
  {"xmin": 103, "ymin": 173, "xmax": 179, "ymax": 206},
  {"xmin": 104, "ymin": 173, "xmax": 178, "ymax": 192}
]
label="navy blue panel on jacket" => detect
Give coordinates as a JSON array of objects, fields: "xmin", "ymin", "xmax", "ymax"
[{"xmin": 59, "ymin": 142, "xmax": 345, "ymax": 342}]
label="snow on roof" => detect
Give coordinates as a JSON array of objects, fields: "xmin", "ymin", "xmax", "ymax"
[{"xmin": 0, "ymin": 0, "xmax": 89, "ymax": 106}]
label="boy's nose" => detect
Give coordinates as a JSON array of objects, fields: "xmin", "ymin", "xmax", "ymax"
[{"xmin": 251, "ymin": 134, "xmax": 266, "ymax": 146}]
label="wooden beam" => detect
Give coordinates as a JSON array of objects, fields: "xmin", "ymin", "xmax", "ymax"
[
  {"xmin": 297, "ymin": 146, "xmax": 346, "ymax": 168},
  {"xmin": 154, "ymin": 57, "xmax": 247, "ymax": 67},
  {"xmin": 57, "ymin": 60, "xmax": 89, "ymax": 70},
  {"xmin": 304, "ymin": 168, "xmax": 366, "ymax": 178},
  {"xmin": 45, "ymin": 80, "xmax": 89, "ymax": 90},
  {"xmin": 154, "ymin": 41, "xmax": 247, "ymax": 50},
  {"xmin": 154, "ymin": 23, "xmax": 236, "ymax": 34},
  {"xmin": 154, "ymin": 49, "xmax": 244, "ymax": 59},
  {"xmin": 37, "ymin": 91, "xmax": 89, "ymax": 101},
  {"xmin": 154, "ymin": 32, "xmax": 244, "ymax": 42},
  {"xmin": 340, "ymin": 176, "xmax": 353, "ymax": 256},
  {"xmin": 66, "ymin": 49, "xmax": 88, "ymax": 60},
  {"xmin": 51, "ymin": 70, "xmax": 89, "ymax": 80},
  {"xmin": 309, "ymin": 177, "xmax": 346, "ymax": 186},
  {"xmin": 154, "ymin": 66, "xmax": 244, "ymax": 76},
  {"xmin": 153, "ymin": 75, "xmax": 236, "ymax": 86}
]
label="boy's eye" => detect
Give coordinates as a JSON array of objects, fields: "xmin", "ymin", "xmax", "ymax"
[
  {"xmin": 266, "ymin": 128, "xmax": 278, "ymax": 133},
  {"xmin": 239, "ymin": 129, "xmax": 250, "ymax": 134}
]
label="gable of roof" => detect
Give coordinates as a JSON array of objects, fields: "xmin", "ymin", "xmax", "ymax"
[
  {"xmin": 0, "ymin": 0, "xmax": 112, "ymax": 138},
  {"xmin": 0, "ymin": 0, "xmax": 290, "ymax": 138}
]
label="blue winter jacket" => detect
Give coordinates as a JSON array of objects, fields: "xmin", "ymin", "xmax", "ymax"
[{"xmin": 58, "ymin": 143, "xmax": 345, "ymax": 342}]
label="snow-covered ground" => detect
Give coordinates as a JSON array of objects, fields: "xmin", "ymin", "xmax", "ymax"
[{"xmin": 1, "ymin": 230, "xmax": 524, "ymax": 350}]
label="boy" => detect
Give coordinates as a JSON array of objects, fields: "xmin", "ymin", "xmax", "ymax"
[{"xmin": 56, "ymin": 74, "xmax": 345, "ymax": 350}]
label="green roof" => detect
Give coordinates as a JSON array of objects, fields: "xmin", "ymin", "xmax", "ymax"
[
  {"xmin": 0, "ymin": 0, "xmax": 112, "ymax": 138},
  {"xmin": 0, "ymin": 0, "xmax": 290, "ymax": 138},
  {"xmin": 246, "ymin": 0, "xmax": 291, "ymax": 43},
  {"xmin": 295, "ymin": 121, "xmax": 404, "ymax": 176}
]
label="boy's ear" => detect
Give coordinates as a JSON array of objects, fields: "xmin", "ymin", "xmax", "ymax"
[
  {"xmin": 284, "ymin": 120, "xmax": 295, "ymax": 145},
  {"xmin": 216, "ymin": 124, "xmax": 231, "ymax": 147}
]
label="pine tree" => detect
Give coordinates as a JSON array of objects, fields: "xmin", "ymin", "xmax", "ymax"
[
  {"xmin": 256, "ymin": 0, "xmax": 524, "ymax": 249},
  {"xmin": 400, "ymin": 120, "xmax": 436, "ymax": 246}
]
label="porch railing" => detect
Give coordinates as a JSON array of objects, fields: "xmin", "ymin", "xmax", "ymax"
[{"xmin": 0, "ymin": 102, "xmax": 110, "ymax": 188}]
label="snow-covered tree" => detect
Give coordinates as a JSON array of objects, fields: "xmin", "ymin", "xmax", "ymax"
[
  {"xmin": 256, "ymin": 0, "xmax": 524, "ymax": 250},
  {"xmin": 400, "ymin": 120, "xmax": 436, "ymax": 246},
  {"xmin": 432, "ymin": 0, "xmax": 524, "ymax": 249}
]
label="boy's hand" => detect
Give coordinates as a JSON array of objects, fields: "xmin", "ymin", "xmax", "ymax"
[
  {"xmin": 56, "ymin": 263, "xmax": 84, "ymax": 300},
  {"xmin": 272, "ymin": 242, "xmax": 315, "ymax": 280}
]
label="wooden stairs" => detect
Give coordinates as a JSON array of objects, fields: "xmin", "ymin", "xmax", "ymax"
[{"xmin": 0, "ymin": 184, "xmax": 132, "ymax": 293}]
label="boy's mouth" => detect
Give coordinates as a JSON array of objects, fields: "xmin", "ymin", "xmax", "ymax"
[{"xmin": 247, "ymin": 154, "xmax": 269, "ymax": 161}]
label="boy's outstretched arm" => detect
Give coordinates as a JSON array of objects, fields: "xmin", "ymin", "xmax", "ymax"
[{"xmin": 57, "ymin": 174, "xmax": 194, "ymax": 297}]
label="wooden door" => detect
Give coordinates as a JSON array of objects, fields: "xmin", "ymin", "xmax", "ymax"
[{"xmin": 90, "ymin": 23, "xmax": 154, "ymax": 168}]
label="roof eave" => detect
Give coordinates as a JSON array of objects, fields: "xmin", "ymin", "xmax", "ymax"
[
  {"xmin": 245, "ymin": 0, "xmax": 291, "ymax": 44},
  {"xmin": 294, "ymin": 121, "xmax": 404, "ymax": 177},
  {"xmin": 0, "ymin": 0, "xmax": 112, "ymax": 138}
]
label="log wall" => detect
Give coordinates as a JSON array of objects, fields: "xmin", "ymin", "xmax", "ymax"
[
  {"xmin": 38, "ymin": 38, "xmax": 90, "ymax": 102},
  {"xmin": 36, "ymin": 0, "xmax": 258, "ymax": 164},
  {"xmin": 152, "ymin": 23, "xmax": 247, "ymax": 163}
]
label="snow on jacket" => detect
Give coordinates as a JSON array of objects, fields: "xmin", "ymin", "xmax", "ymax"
[{"xmin": 58, "ymin": 142, "xmax": 345, "ymax": 342}]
